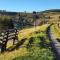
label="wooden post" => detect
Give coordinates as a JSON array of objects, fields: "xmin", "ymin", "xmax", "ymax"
[
  {"xmin": 0, "ymin": 32, "xmax": 4, "ymax": 53},
  {"xmin": 1, "ymin": 32, "xmax": 6, "ymax": 52},
  {"xmin": 2, "ymin": 30, "xmax": 9, "ymax": 52},
  {"xmin": 13, "ymin": 29, "xmax": 18, "ymax": 45}
]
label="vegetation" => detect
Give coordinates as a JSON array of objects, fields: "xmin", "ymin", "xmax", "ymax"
[
  {"xmin": 0, "ymin": 9, "xmax": 60, "ymax": 60},
  {"xmin": 13, "ymin": 24, "xmax": 55, "ymax": 60},
  {"xmin": 0, "ymin": 15, "xmax": 13, "ymax": 29},
  {"xmin": 0, "ymin": 9, "xmax": 60, "ymax": 29},
  {"xmin": 0, "ymin": 24, "xmax": 55, "ymax": 60},
  {"xmin": 51, "ymin": 24, "xmax": 60, "ymax": 39}
]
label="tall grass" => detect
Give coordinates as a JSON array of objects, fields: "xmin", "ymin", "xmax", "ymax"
[
  {"xmin": 51, "ymin": 24, "xmax": 60, "ymax": 39},
  {"xmin": 13, "ymin": 31, "xmax": 55, "ymax": 60},
  {"xmin": 0, "ymin": 24, "xmax": 55, "ymax": 60}
]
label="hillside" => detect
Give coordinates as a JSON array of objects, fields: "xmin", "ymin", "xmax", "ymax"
[
  {"xmin": 0, "ymin": 9, "xmax": 60, "ymax": 60},
  {"xmin": 0, "ymin": 9, "xmax": 60, "ymax": 29}
]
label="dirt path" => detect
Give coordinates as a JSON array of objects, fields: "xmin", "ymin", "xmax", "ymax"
[{"xmin": 46, "ymin": 24, "xmax": 60, "ymax": 60}]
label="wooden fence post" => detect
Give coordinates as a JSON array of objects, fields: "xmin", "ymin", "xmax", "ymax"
[
  {"xmin": 13, "ymin": 29, "xmax": 19, "ymax": 45},
  {"xmin": 2, "ymin": 30, "xmax": 9, "ymax": 52},
  {"xmin": 0, "ymin": 32, "xmax": 4, "ymax": 53},
  {"xmin": 1, "ymin": 32, "xmax": 6, "ymax": 52}
]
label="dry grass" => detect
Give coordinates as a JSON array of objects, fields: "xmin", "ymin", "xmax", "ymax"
[
  {"xmin": 0, "ymin": 24, "xmax": 50, "ymax": 60},
  {"xmin": 18, "ymin": 24, "xmax": 50, "ymax": 40},
  {"xmin": 0, "ymin": 47, "xmax": 29, "ymax": 60},
  {"xmin": 51, "ymin": 24, "xmax": 60, "ymax": 39}
]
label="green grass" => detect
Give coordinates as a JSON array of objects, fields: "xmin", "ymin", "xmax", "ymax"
[
  {"xmin": 13, "ymin": 31, "xmax": 55, "ymax": 60},
  {"xmin": 51, "ymin": 24, "xmax": 60, "ymax": 39},
  {"xmin": 13, "ymin": 47, "xmax": 54, "ymax": 60},
  {"xmin": 0, "ymin": 24, "xmax": 55, "ymax": 60}
]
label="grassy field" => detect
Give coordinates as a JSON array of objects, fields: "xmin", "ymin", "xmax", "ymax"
[
  {"xmin": 18, "ymin": 24, "xmax": 50, "ymax": 40},
  {"xmin": 0, "ymin": 24, "xmax": 55, "ymax": 60},
  {"xmin": 51, "ymin": 24, "xmax": 60, "ymax": 39}
]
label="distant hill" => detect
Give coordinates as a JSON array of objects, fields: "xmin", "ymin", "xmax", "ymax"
[
  {"xmin": 0, "ymin": 10, "xmax": 18, "ymax": 16},
  {"xmin": 39, "ymin": 9, "xmax": 60, "ymax": 13},
  {"xmin": 38, "ymin": 9, "xmax": 60, "ymax": 24},
  {"xmin": 0, "ymin": 9, "xmax": 60, "ymax": 30},
  {"xmin": 0, "ymin": 9, "xmax": 60, "ymax": 15}
]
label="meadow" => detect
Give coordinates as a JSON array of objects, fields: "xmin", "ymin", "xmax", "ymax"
[{"xmin": 0, "ymin": 24, "xmax": 55, "ymax": 60}]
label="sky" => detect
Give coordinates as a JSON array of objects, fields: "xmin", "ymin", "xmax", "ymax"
[{"xmin": 0, "ymin": 0, "xmax": 60, "ymax": 12}]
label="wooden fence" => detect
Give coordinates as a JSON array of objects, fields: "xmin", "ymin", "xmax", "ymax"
[{"xmin": 0, "ymin": 29, "xmax": 19, "ymax": 53}]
